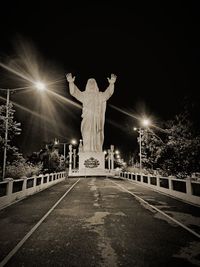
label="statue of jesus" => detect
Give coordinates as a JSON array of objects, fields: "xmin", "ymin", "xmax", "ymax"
[{"xmin": 66, "ymin": 73, "xmax": 117, "ymax": 152}]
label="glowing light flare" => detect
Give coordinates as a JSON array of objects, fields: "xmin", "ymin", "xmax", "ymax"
[
  {"xmin": 54, "ymin": 138, "xmax": 59, "ymax": 145},
  {"xmin": 141, "ymin": 118, "xmax": 151, "ymax": 127},
  {"xmin": 0, "ymin": 95, "xmax": 52, "ymax": 123},
  {"xmin": 109, "ymin": 104, "xmax": 139, "ymax": 120},
  {"xmin": 0, "ymin": 62, "xmax": 35, "ymax": 84},
  {"xmin": 48, "ymin": 90, "xmax": 82, "ymax": 109},
  {"xmin": 71, "ymin": 139, "xmax": 77, "ymax": 145},
  {"xmin": 35, "ymin": 81, "xmax": 46, "ymax": 91},
  {"xmin": 109, "ymin": 104, "xmax": 169, "ymax": 132}
]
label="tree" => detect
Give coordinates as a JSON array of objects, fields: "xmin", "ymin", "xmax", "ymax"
[
  {"xmin": 141, "ymin": 111, "xmax": 200, "ymax": 178},
  {"xmin": 141, "ymin": 129, "xmax": 165, "ymax": 171},
  {"xmin": 0, "ymin": 102, "xmax": 43, "ymax": 179},
  {"xmin": 28, "ymin": 141, "xmax": 63, "ymax": 173},
  {"xmin": 0, "ymin": 103, "xmax": 22, "ymax": 174},
  {"xmin": 160, "ymin": 113, "xmax": 200, "ymax": 177}
]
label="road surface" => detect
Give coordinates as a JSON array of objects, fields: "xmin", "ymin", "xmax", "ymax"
[{"xmin": 0, "ymin": 177, "xmax": 199, "ymax": 266}]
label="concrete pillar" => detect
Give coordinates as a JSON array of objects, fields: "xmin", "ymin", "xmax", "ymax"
[
  {"xmin": 186, "ymin": 178, "xmax": 192, "ymax": 195},
  {"xmin": 157, "ymin": 175, "xmax": 160, "ymax": 188},
  {"xmin": 168, "ymin": 177, "xmax": 173, "ymax": 191},
  {"xmin": 22, "ymin": 178, "xmax": 27, "ymax": 190},
  {"xmin": 108, "ymin": 149, "xmax": 111, "ymax": 170},
  {"xmin": 5, "ymin": 178, "xmax": 13, "ymax": 197},
  {"xmin": 110, "ymin": 145, "xmax": 114, "ymax": 171},
  {"xmin": 46, "ymin": 174, "xmax": 50, "ymax": 183},
  {"xmin": 22, "ymin": 178, "xmax": 27, "ymax": 197},
  {"xmin": 73, "ymin": 148, "xmax": 76, "ymax": 169},
  {"xmin": 40, "ymin": 174, "xmax": 44, "ymax": 184}
]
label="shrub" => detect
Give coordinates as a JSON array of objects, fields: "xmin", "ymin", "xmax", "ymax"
[{"xmin": 6, "ymin": 161, "xmax": 42, "ymax": 179}]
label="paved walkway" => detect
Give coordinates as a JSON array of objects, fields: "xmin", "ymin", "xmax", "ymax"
[{"xmin": 0, "ymin": 177, "xmax": 199, "ymax": 266}]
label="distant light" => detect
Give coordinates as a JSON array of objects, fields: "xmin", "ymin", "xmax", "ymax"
[
  {"xmin": 54, "ymin": 138, "xmax": 59, "ymax": 145},
  {"xmin": 142, "ymin": 118, "xmax": 151, "ymax": 127},
  {"xmin": 116, "ymin": 155, "xmax": 120, "ymax": 159},
  {"xmin": 115, "ymin": 150, "xmax": 120, "ymax": 154},
  {"xmin": 104, "ymin": 150, "xmax": 107, "ymax": 154},
  {"xmin": 35, "ymin": 81, "xmax": 46, "ymax": 91},
  {"xmin": 133, "ymin": 127, "xmax": 137, "ymax": 131},
  {"xmin": 71, "ymin": 139, "xmax": 77, "ymax": 145}
]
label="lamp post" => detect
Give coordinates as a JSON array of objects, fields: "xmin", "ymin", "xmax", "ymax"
[
  {"xmin": 2, "ymin": 89, "xmax": 10, "ymax": 180},
  {"xmin": 1, "ymin": 81, "xmax": 46, "ymax": 180},
  {"xmin": 139, "ymin": 128, "xmax": 142, "ymax": 172},
  {"xmin": 134, "ymin": 118, "xmax": 151, "ymax": 174}
]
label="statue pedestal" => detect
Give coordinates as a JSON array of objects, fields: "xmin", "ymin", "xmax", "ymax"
[{"xmin": 78, "ymin": 152, "xmax": 107, "ymax": 176}]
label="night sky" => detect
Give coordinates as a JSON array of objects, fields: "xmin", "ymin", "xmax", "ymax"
[{"xmin": 0, "ymin": 2, "xmax": 200, "ymax": 159}]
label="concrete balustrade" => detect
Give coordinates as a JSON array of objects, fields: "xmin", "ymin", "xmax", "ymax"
[
  {"xmin": 118, "ymin": 172, "xmax": 200, "ymax": 206},
  {"xmin": 0, "ymin": 171, "xmax": 66, "ymax": 210}
]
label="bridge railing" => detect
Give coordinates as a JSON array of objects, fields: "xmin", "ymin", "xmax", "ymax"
[
  {"xmin": 118, "ymin": 172, "xmax": 200, "ymax": 206},
  {"xmin": 0, "ymin": 171, "xmax": 66, "ymax": 210}
]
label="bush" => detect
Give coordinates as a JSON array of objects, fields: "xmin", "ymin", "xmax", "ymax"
[{"xmin": 6, "ymin": 161, "xmax": 42, "ymax": 179}]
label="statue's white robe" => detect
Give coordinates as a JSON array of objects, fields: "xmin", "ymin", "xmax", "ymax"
[{"xmin": 70, "ymin": 83, "xmax": 114, "ymax": 152}]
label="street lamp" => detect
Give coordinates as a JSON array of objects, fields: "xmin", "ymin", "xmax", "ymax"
[
  {"xmin": 2, "ymin": 89, "xmax": 10, "ymax": 180},
  {"xmin": 115, "ymin": 150, "xmax": 120, "ymax": 155},
  {"xmin": 34, "ymin": 81, "xmax": 46, "ymax": 91},
  {"xmin": 71, "ymin": 139, "xmax": 77, "ymax": 145},
  {"xmin": 134, "ymin": 118, "xmax": 151, "ymax": 174},
  {"xmin": 1, "ymin": 81, "xmax": 46, "ymax": 180}
]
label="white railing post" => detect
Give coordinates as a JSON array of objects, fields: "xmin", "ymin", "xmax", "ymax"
[
  {"xmin": 157, "ymin": 175, "xmax": 160, "ymax": 188},
  {"xmin": 5, "ymin": 178, "xmax": 13, "ymax": 197},
  {"xmin": 40, "ymin": 174, "xmax": 44, "ymax": 185},
  {"xmin": 147, "ymin": 175, "xmax": 150, "ymax": 184},
  {"xmin": 186, "ymin": 177, "xmax": 192, "ymax": 195},
  {"xmin": 33, "ymin": 176, "xmax": 37, "ymax": 188},
  {"xmin": 22, "ymin": 178, "xmax": 27, "ymax": 193},
  {"xmin": 168, "ymin": 177, "xmax": 173, "ymax": 191},
  {"xmin": 46, "ymin": 174, "xmax": 50, "ymax": 183}
]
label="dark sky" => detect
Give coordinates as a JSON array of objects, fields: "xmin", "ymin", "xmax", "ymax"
[{"xmin": 0, "ymin": 1, "xmax": 200, "ymax": 159}]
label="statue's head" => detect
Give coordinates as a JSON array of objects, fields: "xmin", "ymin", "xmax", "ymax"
[{"xmin": 85, "ymin": 78, "xmax": 99, "ymax": 93}]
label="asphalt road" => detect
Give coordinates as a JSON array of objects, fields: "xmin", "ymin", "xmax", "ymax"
[{"xmin": 0, "ymin": 177, "xmax": 200, "ymax": 267}]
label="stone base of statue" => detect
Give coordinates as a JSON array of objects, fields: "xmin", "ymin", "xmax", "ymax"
[{"xmin": 78, "ymin": 151, "xmax": 107, "ymax": 176}]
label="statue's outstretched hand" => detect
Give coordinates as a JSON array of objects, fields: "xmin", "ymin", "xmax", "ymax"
[
  {"xmin": 66, "ymin": 73, "xmax": 75, "ymax": 83},
  {"xmin": 107, "ymin": 74, "xmax": 117, "ymax": 84}
]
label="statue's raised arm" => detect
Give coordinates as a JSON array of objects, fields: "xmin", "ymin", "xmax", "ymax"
[
  {"xmin": 102, "ymin": 73, "xmax": 117, "ymax": 101},
  {"xmin": 107, "ymin": 74, "xmax": 117, "ymax": 84},
  {"xmin": 66, "ymin": 73, "xmax": 75, "ymax": 83},
  {"xmin": 66, "ymin": 73, "xmax": 83, "ymax": 103}
]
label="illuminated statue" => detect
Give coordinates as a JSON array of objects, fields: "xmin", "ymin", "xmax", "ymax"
[{"xmin": 66, "ymin": 73, "xmax": 117, "ymax": 152}]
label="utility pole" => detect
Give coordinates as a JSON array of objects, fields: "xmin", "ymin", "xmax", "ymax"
[
  {"xmin": 139, "ymin": 128, "xmax": 142, "ymax": 174},
  {"xmin": 2, "ymin": 89, "xmax": 10, "ymax": 180}
]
